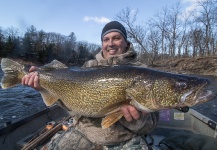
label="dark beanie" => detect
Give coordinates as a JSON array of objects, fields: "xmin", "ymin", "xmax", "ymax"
[{"xmin": 101, "ymin": 21, "xmax": 127, "ymax": 41}]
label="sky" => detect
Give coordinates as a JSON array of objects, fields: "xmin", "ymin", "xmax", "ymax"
[{"xmin": 0, "ymin": 0, "xmax": 197, "ymax": 45}]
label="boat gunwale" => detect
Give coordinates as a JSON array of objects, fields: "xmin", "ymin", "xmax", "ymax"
[{"xmin": 0, "ymin": 105, "xmax": 59, "ymax": 136}]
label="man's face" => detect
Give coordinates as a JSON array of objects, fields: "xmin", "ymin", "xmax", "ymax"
[{"xmin": 102, "ymin": 32, "xmax": 128, "ymax": 59}]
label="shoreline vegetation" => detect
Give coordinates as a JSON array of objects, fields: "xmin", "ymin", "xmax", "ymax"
[
  {"xmin": 0, "ymin": 0, "xmax": 216, "ymax": 76},
  {"xmin": 152, "ymin": 56, "xmax": 217, "ymax": 76},
  {"xmin": 0, "ymin": 0, "xmax": 217, "ymax": 72}
]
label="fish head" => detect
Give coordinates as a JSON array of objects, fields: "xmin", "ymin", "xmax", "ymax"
[
  {"xmin": 127, "ymin": 73, "xmax": 215, "ymax": 111},
  {"xmin": 153, "ymin": 74, "xmax": 215, "ymax": 108},
  {"xmin": 174, "ymin": 76, "xmax": 215, "ymax": 106}
]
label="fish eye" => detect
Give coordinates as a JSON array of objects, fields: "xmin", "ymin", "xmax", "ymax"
[{"xmin": 176, "ymin": 81, "xmax": 188, "ymax": 89}]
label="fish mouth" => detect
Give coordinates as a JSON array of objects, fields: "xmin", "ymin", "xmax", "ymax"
[
  {"xmin": 181, "ymin": 82, "xmax": 215, "ymax": 105},
  {"xmin": 194, "ymin": 81, "xmax": 215, "ymax": 103},
  {"xmin": 194, "ymin": 87, "xmax": 215, "ymax": 104}
]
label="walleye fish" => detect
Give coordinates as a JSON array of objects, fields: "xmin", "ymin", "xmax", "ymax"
[{"xmin": 1, "ymin": 58, "xmax": 215, "ymax": 129}]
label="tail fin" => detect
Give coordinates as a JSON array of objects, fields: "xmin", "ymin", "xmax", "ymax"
[{"xmin": 1, "ymin": 58, "xmax": 26, "ymax": 89}]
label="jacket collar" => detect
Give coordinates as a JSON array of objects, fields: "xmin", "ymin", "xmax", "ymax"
[{"xmin": 95, "ymin": 43, "xmax": 137, "ymax": 66}]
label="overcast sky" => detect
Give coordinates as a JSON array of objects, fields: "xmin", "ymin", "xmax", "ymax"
[{"xmin": 0, "ymin": 0, "xmax": 197, "ymax": 44}]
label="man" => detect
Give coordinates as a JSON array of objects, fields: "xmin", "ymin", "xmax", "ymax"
[{"xmin": 22, "ymin": 21, "xmax": 159, "ymax": 149}]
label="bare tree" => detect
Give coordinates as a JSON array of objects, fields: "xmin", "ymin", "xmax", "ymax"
[
  {"xmin": 166, "ymin": 2, "xmax": 183, "ymax": 57},
  {"xmin": 146, "ymin": 29, "xmax": 160, "ymax": 63},
  {"xmin": 177, "ymin": 11, "xmax": 190, "ymax": 57},
  {"xmin": 64, "ymin": 32, "xmax": 77, "ymax": 64},
  {"xmin": 0, "ymin": 27, "xmax": 4, "ymax": 50},
  {"xmin": 195, "ymin": 0, "xmax": 217, "ymax": 56},
  {"xmin": 148, "ymin": 6, "xmax": 170, "ymax": 60},
  {"xmin": 5, "ymin": 27, "xmax": 19, "ymax": 40},
  {"xmin": 115, "ymin": 7, "xmax": 151, "ymax": 62}
]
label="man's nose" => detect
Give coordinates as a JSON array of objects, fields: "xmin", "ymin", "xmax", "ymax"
[{"xmin": 108, "ymin": 39, "xmax": 114, "ymax": 46}]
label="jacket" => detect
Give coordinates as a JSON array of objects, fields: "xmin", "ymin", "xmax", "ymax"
[{"xmin": 74, "ymin": 43, "xmax": 159, "ymax": 146}]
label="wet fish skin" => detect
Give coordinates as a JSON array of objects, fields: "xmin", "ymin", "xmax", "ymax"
[{"xmin": 1, "ymin": 58, "xmax": 214, "ymax": 128}]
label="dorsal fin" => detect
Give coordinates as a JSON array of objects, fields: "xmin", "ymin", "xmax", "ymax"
[{"xmin": 41, "ymin": 60, "xmax": 68, "ymax": 71}]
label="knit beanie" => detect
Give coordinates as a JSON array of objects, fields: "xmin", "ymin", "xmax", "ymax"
[{"xmin": 101, "ymin": 21, "xmax": 127, "ymax": 42}]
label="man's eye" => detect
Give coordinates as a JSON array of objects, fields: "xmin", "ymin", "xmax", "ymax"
[
  {"xmin": 114, "ymin": 37, "xmax": 120, "ymax": 40},
  {"xmin": 103, "ymin": 39, "xmax": 109, "ymax": 42}
]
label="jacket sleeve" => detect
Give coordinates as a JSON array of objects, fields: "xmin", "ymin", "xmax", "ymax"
[
  {"xmin": 119, "ymin": 111, "xmax": 159, "ymax": 134},
  {"xmin": 82, "ymin": 60, "xmax": 98, "ymax": 68}
]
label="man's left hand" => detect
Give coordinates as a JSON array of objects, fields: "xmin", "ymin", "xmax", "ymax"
[{"xmin": 121, "ymin": 105, "xmax": 147, "ymax": 122}]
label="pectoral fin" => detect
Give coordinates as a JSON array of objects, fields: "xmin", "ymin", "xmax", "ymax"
[
  {"xmin": 40, "ymin": 89, "xmax": 60, "ymax": 106},
  {"xmin": 101, "ymin": 111, "xmax": 124, "ymax": 129}
]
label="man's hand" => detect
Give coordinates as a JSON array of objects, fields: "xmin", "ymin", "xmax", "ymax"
[
  {"xmin": 21, "ymin": 66, "xmax": 42, "ymax": 90},
  {"xmin": 121, "ymin": 105, "xmax": 147, "ymax": 122}
]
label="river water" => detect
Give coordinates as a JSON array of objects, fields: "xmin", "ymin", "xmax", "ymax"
[
  {"xmin": 0, "ymin": 67, "xmax": 217, "ymax": 128},
  {"xmin": 0, "ymin": 69, "xmax": 46, "ymax": 128}
]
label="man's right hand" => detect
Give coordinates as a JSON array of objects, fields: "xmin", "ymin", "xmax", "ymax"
[{"xmin": 21, "ymin": 66, "xmax": 42, "ymax": 90}]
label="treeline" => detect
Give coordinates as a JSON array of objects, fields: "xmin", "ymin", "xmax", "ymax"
[
  {"xmin": 116, "ymin": 0, "xmax": 217, "ymax": 64},
  {"xmin": 0, "ymin": 25, "xmax": 101, "ymax": 66},
  {"xmin": 1, "ymin": 0, "xmax": 216, "ymax": 66}
]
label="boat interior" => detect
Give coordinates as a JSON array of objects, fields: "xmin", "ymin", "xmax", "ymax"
[{"xmin": 0, "ymin": 105, "xmax": 216, "ymax": 150}]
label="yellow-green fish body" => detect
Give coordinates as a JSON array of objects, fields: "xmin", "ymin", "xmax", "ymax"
[{"xmin": 1, "ymin": 58, "xmax": 214, "ymax": 128}]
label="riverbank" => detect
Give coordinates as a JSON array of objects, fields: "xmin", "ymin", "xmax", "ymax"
[
  {"xmin": 2, "ymin": 56, "xmax": 217, "ymax": 76},
  {"xmin": 151, "ymin": 56, "xmax": 217, "ymax": 76}
]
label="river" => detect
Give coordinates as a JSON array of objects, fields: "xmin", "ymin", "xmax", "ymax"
[
  {"xmin": 0, "ymin": 69, "xmax": 46, "ymax": 128},
  {"xmin": 0, "ymin": 67, "xmax": 217, "ymax": 128}
]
